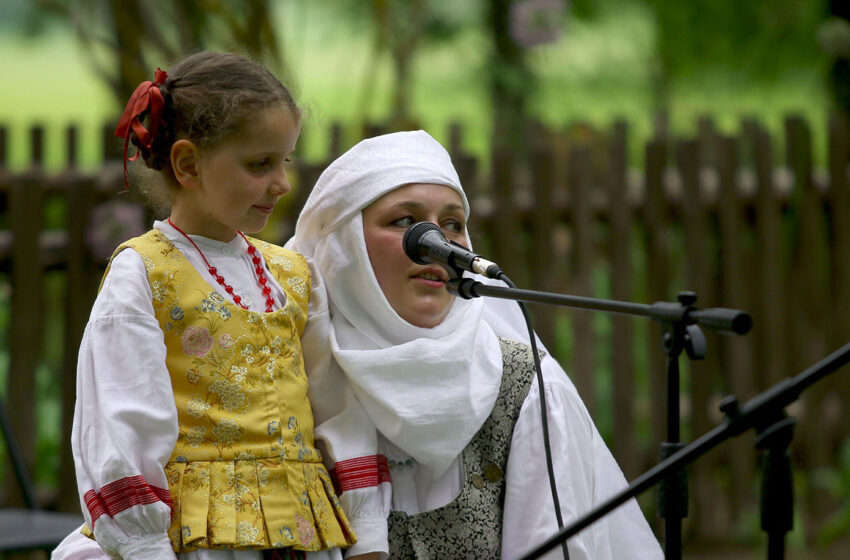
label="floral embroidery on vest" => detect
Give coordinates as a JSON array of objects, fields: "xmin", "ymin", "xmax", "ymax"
[
  {"xmin": 387, "ymin": 338, "xmax": 538, "ymax": 559},
  {"xmin": 102, "ymin": 230, "xmax": 355, "ymax": 553}
]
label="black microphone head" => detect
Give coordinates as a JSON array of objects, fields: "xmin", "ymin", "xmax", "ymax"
[{"xmin": 403, "ymin": 221, "xmax": 442, "ymax": 264}]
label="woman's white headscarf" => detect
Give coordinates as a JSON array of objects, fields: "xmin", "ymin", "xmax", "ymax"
[{"xmin": 289, "ymin": 130, "xmax": 531, "ymax": 478}]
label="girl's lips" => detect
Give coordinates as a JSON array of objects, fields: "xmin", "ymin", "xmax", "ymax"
[{"xmin": 252, "ymin": 205, "xmax": 274, "ymax": 215}]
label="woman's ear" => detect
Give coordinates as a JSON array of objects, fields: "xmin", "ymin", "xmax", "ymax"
[{"xmin": 170, "ymin": 139, "xmax": 202, "ymax": 189}]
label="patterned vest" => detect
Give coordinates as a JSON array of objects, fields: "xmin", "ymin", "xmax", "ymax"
[
  {"xmin": 387, "ymin": 338, "xmax": 537, "ymax": 559},
  {"xmin": 102, "ymin": 230, "xmax": 355, "ymax": 553}
]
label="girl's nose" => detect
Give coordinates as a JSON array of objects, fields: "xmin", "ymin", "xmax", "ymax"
[{"xmin": 269, "ymin": 165, "xmax": 292, "ymax": 196}]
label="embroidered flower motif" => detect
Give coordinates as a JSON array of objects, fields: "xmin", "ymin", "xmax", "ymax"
[
  {"xmin": 269, "ymin": 255, "xmax": 294, "ymax": 270},
  {"xmin": 209, "ymin": 292, "xmax": 225, "ymax": 305},
  {"xmin": 212, "ymin": 418, "xmax": 242, "ymax": 445},
  {"xmin": 187, "ymin": 398, "xmax": 211, "ymax": 418},
  {"xmin": 140, "ymin": 254, "xmax": 155, "ymax": 271},
  {"xmin": 267, "ymin": 420, "xmax": 280, "ymax": 435},
  {"xmin": 186, "ymin": 369, "xmax": 201, "ymax": 385},
  {"xmin": 151, "ymin": 280, "xmax": 166, "ymax": 301},
  {"xmin": 200, "ymin": 298, "xmax": 216, "ymax": 313},
  {"xmin": 187, "ymin": 426, "xmax": 206, "ymax": 448},
  {"xmin": 265, "ymin": 360, "xmax": 277, "ymax": 380},
  {"xmin": 181, "ymin": 326, "xmax": 212, "ymax": 357},
  {"xmin": 296, "ymin": 515, "xmax": 315, "ymax": 546},
  {"xmin": 261, "ymin": 346, "xmax": 271, "ymax": 355},
  {"xmin": 219, "ymin": 333, "xmax": 234, "ymax": 348},
  {"xmin": 280, "ymin": 526, "xmax": 294, "ymax": 541},
  {"xmin": 287, "ymin": 276, "xmax": 307, "ymax": 298},
  {"xmin": 210, "ymin": 380, "xmax": 246, "ymax": 413},
  {"xmin": 181, "ymin": 525, "xmax": 192, "ymax": 540},
  {"xmin": 217, "ymin": 305, "xmax": 232, "ymax": 320},
  {"xmin": 170, "ymin": 306, "xmax": 184, "ymax": 321}
]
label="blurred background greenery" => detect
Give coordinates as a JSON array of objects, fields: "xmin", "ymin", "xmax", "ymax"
[
  {"xmin": 3, "ymin": 1, "xmax": 850, "ymax": 558},
  {"xmin": 0, "ymin": 0, "xmax": 839, "ymax": 170}
]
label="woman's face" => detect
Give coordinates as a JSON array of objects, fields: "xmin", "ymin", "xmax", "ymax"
[{"xmin": 362, "ymin": 183, "xmax": 467, "ymax": 328}]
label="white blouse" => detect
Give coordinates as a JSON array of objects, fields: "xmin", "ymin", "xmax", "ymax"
[
  {"xmin": 52, "ymin": 221, "xmax": 339, "ymax": 560},
  {"xmin": 329, "ymin": 351, "xmax": 664, "ymax": 560},
  {"xmin": 54, "ymin": 221, "xmax": 662, "ymax": 560}
]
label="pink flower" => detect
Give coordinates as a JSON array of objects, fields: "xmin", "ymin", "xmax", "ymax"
[
  {"xmin": 296, "ymin": 515, "xmax": 315, "ymax": 547},
  {"xmin": 181, "ymin": 326, "xmax": 212, "ymax": 357},
  {"xmin": 219, "ymin": 333, "xmax": 234, "ymax": 349}
]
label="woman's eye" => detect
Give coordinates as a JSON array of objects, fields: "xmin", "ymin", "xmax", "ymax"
[
  {"xmin": 391, "ymin": 216, "xmax": 415, "ymax": 228},
  {"xmin": 443, "ymin": 220, "xmax": 464, "ymax": 234}
]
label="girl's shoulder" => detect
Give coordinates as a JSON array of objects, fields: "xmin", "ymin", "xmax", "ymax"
[{"xmin": 246, "ymin": 237, "xmax": 310, "ymax": 273}]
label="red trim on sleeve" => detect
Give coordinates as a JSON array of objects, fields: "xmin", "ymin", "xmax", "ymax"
[
  {"xmin": 329, "ymin": 454, "xmax": 392, "ymax": 495},
  {"xmin": 83, "ymin": 475, "xmax": 171, "ymax": 526}
]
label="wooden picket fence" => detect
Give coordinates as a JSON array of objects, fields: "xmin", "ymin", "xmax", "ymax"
[{"xmin": 1, "ymin": 115, "xmax": 849, "ymax": 549}]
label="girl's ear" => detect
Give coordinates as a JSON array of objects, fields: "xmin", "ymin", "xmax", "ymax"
[{"xmin": 171, "ymin": 139, "xmax": 202, "ymax": 189}]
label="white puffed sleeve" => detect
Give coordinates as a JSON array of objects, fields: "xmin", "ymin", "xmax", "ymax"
[
  {"xmin": 301, "ymin": 259, "xmax": 391, "ymax": 559},
  {"xmin": 502, "ymin": 355, "xmax": 663, "ymax": 560},
  {"xmin": 71, "ymin": 248, "xmax": 178, "ymax": 560}
]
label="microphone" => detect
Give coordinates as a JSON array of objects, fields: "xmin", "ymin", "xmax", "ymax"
[{"xmin": 402, "ymin": 222, "xmax": 503, "ymax": 279}]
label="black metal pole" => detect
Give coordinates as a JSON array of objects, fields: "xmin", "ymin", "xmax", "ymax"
[
  {"xmin": 517, "ymin": 341, "xmax": 850, "ymax": 560},
  {"xmin": 448, "ymin": 280, "xmax": 751, "ymax": 335}
]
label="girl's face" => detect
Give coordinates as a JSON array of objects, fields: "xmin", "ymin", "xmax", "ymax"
[
  {"xmin": 174, "ymin": 106, "xmax": 300, "ymax": 241},
  {"xmin": 362, "ymin": 183, "xmax": 467, "ymax": 328}
]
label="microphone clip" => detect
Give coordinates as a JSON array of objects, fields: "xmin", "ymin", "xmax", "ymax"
[{"xmin": 446, "ymin": 277, "xmax": 481, "ymax": 299}]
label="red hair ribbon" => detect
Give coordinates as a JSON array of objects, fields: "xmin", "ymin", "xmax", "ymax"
[{"xmin": 114, "ymin": 68, "xmax": 168, "ymax": 189}]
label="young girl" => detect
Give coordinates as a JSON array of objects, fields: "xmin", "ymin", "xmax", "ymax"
[{"xmin": 55, "ymin": 52, "xmax": 354, "ymax": 560}]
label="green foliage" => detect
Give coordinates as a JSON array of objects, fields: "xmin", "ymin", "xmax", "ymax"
[
  {"xmin": 813, "ymin": 439, "xmax": 850, "ymax": 547},
  {"xmin": 645, "ymin": 0, "xmax": 826, "ymax": 80}
]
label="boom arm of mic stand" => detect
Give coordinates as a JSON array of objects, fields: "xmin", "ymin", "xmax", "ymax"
[
  {"xmin": 517, "ymin": 341, "xmax": 850, "ymax": 560},
  {"xmin": 448, "ymin": 279, "xmax": 752, "ymax": 335}
]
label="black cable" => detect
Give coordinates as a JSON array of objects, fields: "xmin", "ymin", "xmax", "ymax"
[{"xmin": 499, "ymin": 273, "xmax": 570, "ymax": 560}]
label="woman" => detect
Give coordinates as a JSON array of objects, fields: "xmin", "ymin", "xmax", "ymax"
[{"xmin": 290, "ymin": 130, "xmax": 663, "ymax": 559}]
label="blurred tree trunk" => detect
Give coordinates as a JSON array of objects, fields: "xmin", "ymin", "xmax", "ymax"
[
  {"xmin": 109, "ymin": 0, "xmax": 148, "ymax": 101},
  {"xmin": 370, "ymin": 0, "xmax": 425, "ymax": 130},
  {"xmin": 40, "ymin": 0, "xmax": 283, "ymax": 104},
  {"xmin": 488, "ymin": 0, "xmax": 533, "ymax": 150},
  {"xmin": 828, "ymin": 0, "xmax": 850, "ymax": 117}
]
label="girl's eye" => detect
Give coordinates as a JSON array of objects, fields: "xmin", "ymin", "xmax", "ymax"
[{"xmin": 247, "ymin": 159, "xmax": 271, "ymax": 172}]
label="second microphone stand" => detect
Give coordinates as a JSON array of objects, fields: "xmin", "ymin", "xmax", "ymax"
[{"xmin": 448, "ymin": 279, "xmax": 751, "ymax": 560}]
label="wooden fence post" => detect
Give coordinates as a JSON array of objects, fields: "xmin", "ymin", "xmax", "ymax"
[
  {"xmin": 643, "ymin": 137, "xmax": 670, "ymax": 468},
  {"xmin": 827, "ymin": 112, "xmax": 850, "ymax": 446},
  {"xmin": 529, "ymin": 145, "xmax": 557, "ymax": 354},
  {"xmin": 785, "ymin": 115, "xmax": 833, "ymax": 531},
  {"xmin": 5, "ymin": 127, "xmax": 46, "ymax": 507},
  {"xmin": 676, "ymin": 137, "xmax": 724, "ymax": 539},
  {"xmin": 607, "ymin": 121, "xmax": 638, "ymax": 479},
  {"xmin": 567, "ymin": 144, "xmax": 596, "ymax": 415},
  {"xmin": 716, "ymin": 133, "xmax": 758, "ymax": 524},
  {"xmin": 58, "ymin": 125, "xmax": 95, "ymax": 512}
]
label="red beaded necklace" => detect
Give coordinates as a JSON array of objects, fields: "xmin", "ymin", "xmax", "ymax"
[{"xmin": 167, "ymin": 218, "xmax": 275, "ymax": 312}]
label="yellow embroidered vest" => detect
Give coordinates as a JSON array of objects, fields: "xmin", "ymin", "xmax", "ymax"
[{"xmin": 96, "ymin": 230, "xmax": 354, "ymax": 553}]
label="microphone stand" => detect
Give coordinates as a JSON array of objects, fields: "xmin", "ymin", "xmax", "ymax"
[
  {"xmin": 448, "ymin": 279, "xmax": 751, "ymax": 560},
  {"xmin": 514, "ymin": 340, "xmax": 850, "ymax": 560}
]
